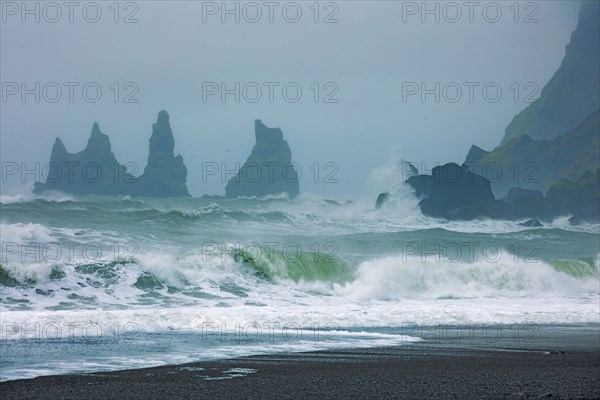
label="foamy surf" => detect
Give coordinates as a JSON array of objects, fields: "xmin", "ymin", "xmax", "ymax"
[{"xmin": 1, "ymin": 195, "xmax": 598, "ymax": 381}]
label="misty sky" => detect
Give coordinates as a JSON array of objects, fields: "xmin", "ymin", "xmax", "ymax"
[{"xmin": 0, "ymin": 1, "xmax": 582, "ymax": 199}]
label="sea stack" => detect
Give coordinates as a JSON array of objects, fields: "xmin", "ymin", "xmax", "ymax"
[
  {"xmin": 225, "ymin": 120, "xmax": 300, "ymax": 199},
  {"xmin": 34, "ymin": 123, "xmax": 135, "ymax": 195},
  {"xmin": 405, "ymin": 163, "xmax": 496, "ymax": 218},
  {"xmin": 136, "ymin": 110, "xmax": 190, "ymax": 197},
  {"xmin": 34, "ymin": 111, "xmax": 191, "ymax": 197}
]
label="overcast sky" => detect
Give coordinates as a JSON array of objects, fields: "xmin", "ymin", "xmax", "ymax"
[{"xmin": 0, "ymin": 1, "xmax": 582, "ymax": 198}]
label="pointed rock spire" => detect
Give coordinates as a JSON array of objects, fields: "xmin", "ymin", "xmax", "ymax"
[{"xmin": 225, "ymin": 119, "xmax": 299, "ymax": 199}]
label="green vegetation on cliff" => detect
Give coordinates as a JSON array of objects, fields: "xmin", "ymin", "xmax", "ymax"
[{"xmin": 501, "ymin": 1, "xmax": 599, "ymax": 144}]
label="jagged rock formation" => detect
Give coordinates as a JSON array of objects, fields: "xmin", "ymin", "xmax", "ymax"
[
  {"xmin": 377, "ymin": 3, "xmax": 599, "ymax": 223},
  {"xmin": 466, "ymin": 109, "xmax": 600, "ymax": 197},
  {"xmin": 33, "ymin": 123, "xmax": 136, "ymax": 195},
  {"xmin": 225, "ymin": 120, "xmax": 299, "ymax": 199},
  {"xmin": 547, "ymin": 169, "xmax": 600, "ymax": 223},
  {"xmin": 501, "ymin": 1, "xmax": 600, "ymax": 144},
  {"xmin": 377, "ymin": 164, "xmax": 598, "ymax": 223},
  {"xmin": 464, "ymin": 145, "xmax": 488, "ymax": 165},
  {"xmin": 34, "ymin": 111, "xmax": 190, "ymax": 197},
  {"xmin": 135, "ymin": 111, "xmax": 190, "ymax": 197},
  {"xmin": 403, "ymin": 163, "xmax": 495, "ymax": 218}
]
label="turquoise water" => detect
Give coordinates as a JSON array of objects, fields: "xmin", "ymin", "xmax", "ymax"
[{"xmin": 1, "ymin": 194, "xmax": 599, "ymax": 380}]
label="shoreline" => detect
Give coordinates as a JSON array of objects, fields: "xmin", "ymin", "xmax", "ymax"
[{"xmin": 1, "ymin": 324, "xmax": 599, "ymax": 399}]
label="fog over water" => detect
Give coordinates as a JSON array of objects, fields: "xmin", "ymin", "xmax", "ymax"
[{"xmin": 0, "ymin": 1, "xmax": 580, "ymax": 197}]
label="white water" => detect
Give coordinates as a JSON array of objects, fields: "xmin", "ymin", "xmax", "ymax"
[{"xmin": 1, "ymin": 194, "xmax": 599, "ymax": 381}]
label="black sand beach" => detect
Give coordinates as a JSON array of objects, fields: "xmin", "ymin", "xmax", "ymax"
[{"xmin": 1, "ymin": 325, "xmax": 599, "ymax": 400}]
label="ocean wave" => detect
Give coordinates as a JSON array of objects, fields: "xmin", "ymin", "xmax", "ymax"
[
  {"xmin": 334, "ymin": 254, "xmax": 599, "ymax": 300},
  {"xmin": 0, "ymin": 192, "xmax": 75, "ymax": 204},
  {"xmin": 0, "ymin": 223, "xmax": 54, "ymax": 242},
  {"xmin": 1, "ymin": 242, "xmax": 598, "ymax": 313},
  {"xmin": 2, "ymin": 193, "xmax": 597, "ymax": 236}
]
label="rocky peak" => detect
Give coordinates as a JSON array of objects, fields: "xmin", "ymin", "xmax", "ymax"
[
  {"xmin": 149, "ymin": 110, "xmax": 175, "ymax": 156},
  {"xmin": 225, "ymin": 119, "xmax": 299, "ymax": 199}
]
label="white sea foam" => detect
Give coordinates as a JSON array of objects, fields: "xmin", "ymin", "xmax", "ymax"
[
  {"xmin": 0, "ymin": 222, "xmax": 54, "ymax": 242},
  {"xmin": 334, "ymin": 254, "xmax": 599, "ymax": 300},
  {"xmin": 1, "ymin": 195, "xmax": 598, "ymax": 382}
]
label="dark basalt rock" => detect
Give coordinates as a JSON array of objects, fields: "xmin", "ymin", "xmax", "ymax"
[
  {"xmin": 225, "ymin": 120, "xmax": 299, "ymax": 199},
  {"xmin": 503, "ymin": 187, "xmax": 544, "ymax": 204},
  {"xmin": 405, "ymin": 163, "xmax": 495, "ymax": 218},
  {"xmin": 446, "ymin": 199, "xmax": 514, "ymax": 221},
  {"xmin": 33, "ymin": 123, "xmax": 136, "ymax": 195},
  {"xmin": 465, "ymin": 109, "xmax": 600, "ymax": 197},
  {"xmin": 518, "ymin": 219, "xmax": 543, "ymax": 227},
  {"xmin": 547, "ymin": 169, "xmax": 600, "ymax": 222},
  {"xmin": 510, "ymin": 196, "xmax": 568, "ymax": 221},
  {"xmin": 135, "ymin": 111, "xmax": 190, "ymax": 197},
  {"xmin": 34, "ymin": 111, "xmax": 190, "ymax": 197},
  {"xmin": 381, "ymin": 163, "xmax": 597, "ymax": 223},
  {"xmin": 501, "ymin": 187, "xmax": 567, "ymax": 220}
]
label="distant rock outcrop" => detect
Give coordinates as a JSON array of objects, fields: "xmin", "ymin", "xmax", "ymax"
[
  {"xmin": 377, "ymin": 165, "xmax": 598, "ymax": 223},
  {"xmin": 135, "ymin": 111, "xmax": 190, "ymax": 197},
  {"xmin": 34, "ymin": 111, "xmax": 190, "ymax": 197},
  {"xmin": 225, "ymin": 120, "xmax": 299, "ymax": 199},
  {"xmin": 466, "ymin": 109, "xmax": 600, "ymax": 197},
  {"xmin": 501, "ymin": 1, "xmax": 599, "ymax": 144},
  {"xmin": 464, "ymin": 145, "xmax": 488, "ymax": 165},
  {"xmin": 547, "ymin": 169, "xmax": 600, "ymax": 223},
  {"xmin": 404, "ymin": 163, "xmax": 495, "ymax": 218},
  {"xmin": 519, "ymin": 219, "xmax": 543, "ymax": 227},
  {"xmin": 464, "ymin": 2, "xmax": 599, "ymax": 199},
  {"xmin": 377, "ymin": 3, "xmax": 600, "ymax": 223},
  {"xmin": 33, "ymin": 123, "xmax": 136, "ymax": 195},
  {"xmin": 502, "ymin": 187, "xmax": 544, "ymax": 203}
]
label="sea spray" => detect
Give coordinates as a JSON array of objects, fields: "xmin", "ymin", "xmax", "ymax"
[{"xmin": 1, "ymin": 195, "xmax": 598, "ymax": 383}]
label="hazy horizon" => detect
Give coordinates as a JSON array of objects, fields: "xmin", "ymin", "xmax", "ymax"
[{"xmin": 0, "ymin": 1, "xmax": 582, "ymax": 198}]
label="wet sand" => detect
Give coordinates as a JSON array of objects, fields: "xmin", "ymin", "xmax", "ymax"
[{"xmin": 1, "ymin": 325, "xmax": 599, "ymax": 399}]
